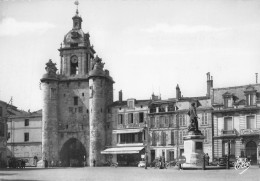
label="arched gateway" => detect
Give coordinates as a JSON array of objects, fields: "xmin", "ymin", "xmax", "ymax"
[{"xmin": 60, "ymin": 138, "xmax": 86, "ymax": 167}]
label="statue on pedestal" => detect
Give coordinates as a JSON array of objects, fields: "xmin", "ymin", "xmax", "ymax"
[{"xmin": 187, "ymin": 101, "xmax": 202, "ymax": 135}]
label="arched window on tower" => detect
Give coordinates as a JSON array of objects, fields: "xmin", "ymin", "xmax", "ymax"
[{"xmin": 70, "ymin": 55, "xmax": 79, "ymax": 75}]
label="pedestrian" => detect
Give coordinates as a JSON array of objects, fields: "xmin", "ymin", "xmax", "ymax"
[
  {"xmin": 145, "ymin": 152, "xmax": 148, "ymax": 169},
  {"xmin": 93, "ymin": 159, "xmax": 96, "ymax": 167},
  {"xmin": 51, "ymin": 160, "xmax": 54, "ymax": 168},
  {"xmin": 159, "ymin": 156, "xmax": 163, "ymax": 169},
  {"xmin": 205, "ymin": 153, "xmax": 210, "ymax": 166},
  {"xmin": 162, "ymin": 156, "xmax": 165, "ymax": 169},
  {"xmin": 44, "ymin": 159, "xmax": 48, "ymax": 168}
]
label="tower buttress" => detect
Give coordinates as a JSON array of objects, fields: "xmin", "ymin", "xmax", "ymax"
[
  {"xmin": 88, "ymin": 56, "xmax": 114, "ymax": 166},
  {"xmin": 40, "ymin": 60, "xmax": 59, "ymax": 165}
]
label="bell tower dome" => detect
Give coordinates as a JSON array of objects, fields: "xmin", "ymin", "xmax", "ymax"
[{"xmin": 58, "ymin": 2, "xmax": 95, "ymax": 78}]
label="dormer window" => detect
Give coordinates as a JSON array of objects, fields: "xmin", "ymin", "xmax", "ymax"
[
  {"xmin": 246, "ymin": 94, "xmax": 255, "ymax": 106},
  {"xmin": 222, "ymin": 92, "xmax": 233, "ymax": 108},
  {"xmin": 127, "ymin": 99, "xmax": 135, "ymax": 109},
  {"xmin": 244, "ymin": 86, "xmax": 257, "ymax": 106},
  {"xmin": 224, "ymin": 97, "xmax": 232, "ymax": 108}
]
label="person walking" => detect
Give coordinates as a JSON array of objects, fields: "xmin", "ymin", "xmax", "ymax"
[
  {"xmin": 145, "ymin": 152, "xmax": 148, "ymax": 169},
  {"xmin": 205, "ymin": 153, "xmax": 210, "ymax": 166}
]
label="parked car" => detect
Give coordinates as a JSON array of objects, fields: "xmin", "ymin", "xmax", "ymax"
[
  {"xmin": 210, "ymin": 156, "xmax": 235, "ymax": 167},
  {"xmin": 138, "ymin": 161, "xmax": 146, "ymax": 167}
]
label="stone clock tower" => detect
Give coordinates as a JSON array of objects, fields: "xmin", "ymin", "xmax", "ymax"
[{"xmin": 40, "ymin": 6, "xmax": 114, "ymax": 167}]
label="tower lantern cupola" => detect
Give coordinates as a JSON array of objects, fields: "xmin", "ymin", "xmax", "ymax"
[
  {"xmin": 72, "ymin": 1, "xmax": 82, "ymax": 30},
  {"xmin": 72, "ymin": 11, "xmax": 82, "ymax": 30}
]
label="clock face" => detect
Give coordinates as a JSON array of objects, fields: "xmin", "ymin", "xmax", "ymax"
[
  {"xmin": 71, "ymin": 31, "xmax": 79, "ymax": 39},
  {"xmin": 71, "ymin": 56, "xmax": 78, "ymax": 64}
]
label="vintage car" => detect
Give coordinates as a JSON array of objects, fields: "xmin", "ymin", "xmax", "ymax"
[
  {"xmin": 211, "ymin": 156, "xmax": 235, "ymax": 167},
  {"xmin": 138, "ymin": 161, "xmax": 146, "ymax": 167}
]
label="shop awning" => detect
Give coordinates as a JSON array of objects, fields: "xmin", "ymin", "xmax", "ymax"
[
  {"xmin": 112, "ymin": 128, "xmax": 143, "ymax": 134},
  {"xmin": 101, "ymin": 147, "xmax": 144, "ymax": 154}
]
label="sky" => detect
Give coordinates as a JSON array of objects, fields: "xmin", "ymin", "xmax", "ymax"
[{"xmin": 0, "ymin": 0, "xmax": 260, "ymax": 111}]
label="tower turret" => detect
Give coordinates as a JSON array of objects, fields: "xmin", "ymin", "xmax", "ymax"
[
  {"xmin": 40, "ymin": 60, "xmax": 59, "ymax": 165},
  {"xmin": 87, "ymin": 56, "xmax": 114, "ymax": 166}
]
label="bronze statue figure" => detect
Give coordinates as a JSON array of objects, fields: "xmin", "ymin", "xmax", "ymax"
[{"xmin": 187, "ymin": 102, "xmax": 201, "ymax": 134}]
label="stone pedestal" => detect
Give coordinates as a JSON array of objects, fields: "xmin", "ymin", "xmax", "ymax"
[{"xmin": 182, "ymin": 133, "xmax": 205, "ymax": 168}]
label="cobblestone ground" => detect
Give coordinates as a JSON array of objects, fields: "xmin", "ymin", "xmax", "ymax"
[{"xmin": 0, "ymin": 166, "xmax": 259, "ymax": 181}]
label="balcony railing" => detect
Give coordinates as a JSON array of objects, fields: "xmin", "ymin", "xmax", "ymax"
[
  {"xmin": 221, "ymin": 129, "xmax": 237, "ymax": 135},
  {"xmin": 240, "ymin": 129, "xmax": 260, "ymax": 135}
]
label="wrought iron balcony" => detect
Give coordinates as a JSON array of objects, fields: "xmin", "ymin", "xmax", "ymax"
[
  {"xmin": 240, "ymin": 129, "xmax": 260, "ymax": 135},
  {"xmin": 221, "ymin": 129, "xmax": 237, "ymax": 136}
]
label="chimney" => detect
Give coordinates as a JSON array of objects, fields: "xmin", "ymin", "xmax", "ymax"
[
  {"xmin": 176, "ymin": 84, "xmax": 181, "ymax": 99},
  {"xmin": 206, "ymin": 72, "xmax": 213, "ymax": 97},
  {"xmin": 151, "ymin": 93, "xmax": 159, "ymax": 101},
  {"xmin": 119, "ymin": 90, "xmax": 123, "ymax": 102}
]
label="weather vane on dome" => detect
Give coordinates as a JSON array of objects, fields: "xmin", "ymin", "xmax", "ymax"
[{"xmin": 74, "ymin": 0, "xmax": 79, "ymax": 14}]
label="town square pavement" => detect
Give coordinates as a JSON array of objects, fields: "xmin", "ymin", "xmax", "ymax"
[{"xmin": 0, "ymin": 166, "xmax": 259, "ymax": 181}]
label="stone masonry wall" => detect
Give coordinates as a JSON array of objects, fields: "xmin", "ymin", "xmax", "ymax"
[
  {"xmin": 89, "ymin": 78, "xmax": 107, "ymax": 166},
  {"xmin": 57, "ymin": 81, "xmax": 90, "ymax": 165},
  {"xmin": 42, "ymin": 81, "xmax": 59, "ymax": 164}
]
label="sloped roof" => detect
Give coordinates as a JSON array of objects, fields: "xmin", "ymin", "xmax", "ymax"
[
  {"xmin": 110, "ymin": 100, "xmax": 151, "ymax": 107},
  {"xmin": 212, "ymin": 84, "xmax": 260, "ymax": 105},
  {"xmin": 8, "ymin": 107, "xmax": 42, "ymax": 118}
]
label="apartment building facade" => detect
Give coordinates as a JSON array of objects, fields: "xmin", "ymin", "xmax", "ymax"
[
  {"xmin": 102, "ymin": 91, "xmax": 150, "ymax": 166},
  {"xmin": 7, "ymin": 109, "xmax": 42, "ymax": 166},
  {"xmin": 212, "ymin": 84, "xmax": 260, "ymax": 164},
  {"xmin": 148, "ymin": 93, "xmax": 213, "ymax": 162}
]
